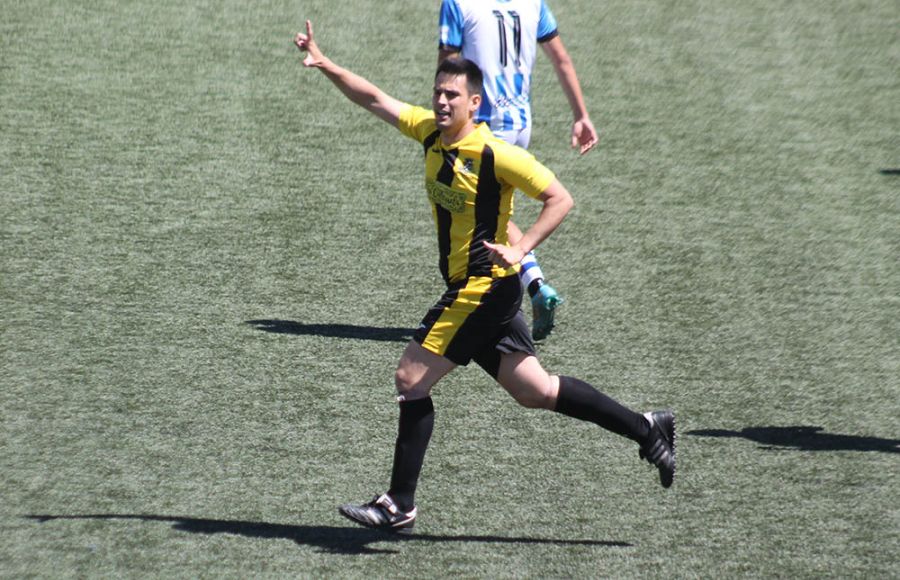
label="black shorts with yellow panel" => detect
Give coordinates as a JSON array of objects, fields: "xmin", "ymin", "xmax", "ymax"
[{"xmin": 413, "ymin": 274, "xmax": 536, "ymax": 377}]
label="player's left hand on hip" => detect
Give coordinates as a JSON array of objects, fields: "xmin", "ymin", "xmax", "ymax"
[{"xmin": 483, "ymin": 241, "xmax": 524, "ymax": 268}]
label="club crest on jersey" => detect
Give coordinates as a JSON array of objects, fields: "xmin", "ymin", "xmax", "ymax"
[
  {"xmin": 426, "ymin": 179, "xmax": 466, "ymax": 213},
  {"xmin": 460, "ymin": 158, "xmax": 475, "ymax": 174}
]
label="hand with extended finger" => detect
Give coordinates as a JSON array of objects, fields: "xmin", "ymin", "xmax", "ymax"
[{"xmin": 294, "ymin": 20, "xmax": 325, "ymax": 68}]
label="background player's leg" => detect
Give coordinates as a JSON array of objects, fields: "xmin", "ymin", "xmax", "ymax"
[{"xmin": 507, "ymin": 221, "xmax": 564, "ymax": 341}]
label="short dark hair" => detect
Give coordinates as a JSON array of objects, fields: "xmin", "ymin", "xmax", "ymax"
[{"xmin": 435, "ymin": 57, "xmax": 484, "ymax": 97}]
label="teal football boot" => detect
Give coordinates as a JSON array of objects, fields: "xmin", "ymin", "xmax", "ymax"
[{"xmin": 531, "ymin": 284, "xmax": 563, "ymax": 340}]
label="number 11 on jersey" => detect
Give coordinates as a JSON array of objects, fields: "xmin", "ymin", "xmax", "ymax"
[{"xmin": 492, "ymin": 10, "xmax": 522, "ymax": 67}]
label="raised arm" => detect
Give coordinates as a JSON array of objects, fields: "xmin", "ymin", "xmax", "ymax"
[
  {"xmin": 294, "ymin": 20, "xmax": 404, "ymax": 127},
  {"xmin": 540, "ymin": 36, "xmax": 599, "ymax": 155},
  {"xmin": 483, "ymin": 179, "xmax": 574, "ymax": 268}
]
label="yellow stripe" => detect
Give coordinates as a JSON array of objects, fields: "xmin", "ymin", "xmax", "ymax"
[{"xmin": 421, "ymin": 277, "xmax": 494, "ymax": 356}]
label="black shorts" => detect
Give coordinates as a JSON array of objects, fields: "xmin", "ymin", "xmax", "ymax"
[{"xmin": 413, "ymin": 275, "xmax": 536, "ymax": 377}]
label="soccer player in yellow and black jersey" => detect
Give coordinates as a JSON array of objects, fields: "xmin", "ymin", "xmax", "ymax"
[
  {"xmin": 400, "ymin": 103, "xmax": 558, "ymax": 365},
  {"xmin": 294, "ymin": 20, "xmax": 675, "ymax": 535}
]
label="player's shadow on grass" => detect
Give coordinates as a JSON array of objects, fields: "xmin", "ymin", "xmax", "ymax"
[
  {"xmin": 687, "ymin": 426, "xmax": 899, "ymax": 454},
  {"xmin": 246, "ymin": 319, "xmax": 413, "ymax": 343},
  {"xmin": 26, "ymin": 514, "xmax": 630, "ymax": 555}
]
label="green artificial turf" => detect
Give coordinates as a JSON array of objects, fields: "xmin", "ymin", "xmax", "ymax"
[{"xmin": 2, "ymin": 0, "xmax": 897, "ymax": 577}]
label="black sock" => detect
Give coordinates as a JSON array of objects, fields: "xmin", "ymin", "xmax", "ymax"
[
  {"xmin": 388, "ymin": 397, "xmax": 435, "ymax": 512},
  {"xmin": 554, "ymin": 376, "xmax": 650, "ymax": 443}
]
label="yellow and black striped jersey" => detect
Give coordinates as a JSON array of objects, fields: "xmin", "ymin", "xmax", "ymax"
[{"xmin": 398, "ymin": 104, "xmax": 555, "ymax": 284}]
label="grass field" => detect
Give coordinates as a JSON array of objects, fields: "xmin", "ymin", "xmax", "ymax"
[{"xmin": 2, "ymin": 0, "xmax": 898, "ymax": 577}]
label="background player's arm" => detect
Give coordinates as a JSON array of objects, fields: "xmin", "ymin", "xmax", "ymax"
[
  {"xmin": 484, "ymin": 179, "xmax": 574, "ymax": 268},
  {"xmin": 438, "ymin": 47, "xmax": 460, "ymax": 66},
  {"xmin": 294, "ymin": 20, "xmax": 403, "ymax": 127},
  {"xmin": 540, "ymin": 36, "xmax": 599, "ymax": 155}
]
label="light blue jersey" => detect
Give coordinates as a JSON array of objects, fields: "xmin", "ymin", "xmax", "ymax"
[{"xmin": 439, "ymin": 0, "xmax": 558, "ymax": 146}]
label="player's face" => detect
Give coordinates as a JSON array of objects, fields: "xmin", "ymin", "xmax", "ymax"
[{"xmin": 432, "ymin": 73, "xmax": 480, "ymax": 134}]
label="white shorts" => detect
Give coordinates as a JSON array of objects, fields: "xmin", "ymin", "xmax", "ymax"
[{"xmin": 491, "ymin": 125, "xmax": 532, "ymax": 149}]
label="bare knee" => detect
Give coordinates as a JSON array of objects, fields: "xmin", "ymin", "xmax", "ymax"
[
  {"xmin": 393, "ymin": 342, "xmax": 456, "ymax": 400},
  {"xmin": 394, "ymin": 365, "xmax": 421, "ymax": 397}
]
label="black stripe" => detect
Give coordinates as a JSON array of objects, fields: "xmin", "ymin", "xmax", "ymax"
[
  {"xmin": 422, "ymin": 130, "xmax": 440, "ymax": 155},
  {"xmin": 496, "ymin": 16, "xmax": 507, "ymax": 66},
  {"xmin": 537, "ymin": 29, "xmax": 559, "ymax": 44},
  {"xmin": 437, "ymin": 149, "xmax": 458, "ymax": 184},
  {"xmin": 468, "ymin": 144, "xmax": 501, "ymax": 278},
  {"xmin": 512, "ymin": 13, "xmax": 522, "ymax": 66},
  {"xmin": 435, "ymin": 148, "xmax": 458, "ymax": 284},
  {"xmin": 435, "ymin": 206, "xmax": 452, "ymax": 283}
]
